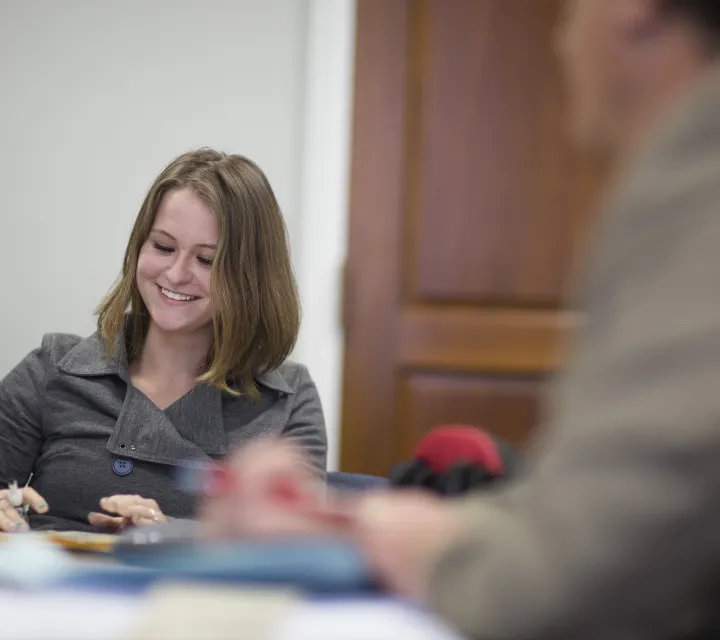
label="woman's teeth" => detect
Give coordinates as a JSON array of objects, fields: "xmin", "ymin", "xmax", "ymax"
[{"xmin": 160, "ymin": 287, "xmax": 197, "ymax": 301}]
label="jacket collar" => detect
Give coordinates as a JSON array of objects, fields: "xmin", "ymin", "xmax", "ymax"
[
  {"xmin": 622, "ymin": 61, "xmax": 720, "ymax": 179},
  {"xmin": 57, "ymin": 331, "xmax": 294, "ymax": 395}
]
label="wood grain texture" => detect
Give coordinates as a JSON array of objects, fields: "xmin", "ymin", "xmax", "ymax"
[
  {"xmin": 397, "ymin": 306, "xmax": 577, "ymax": 372},
  {"xmin": 339, "ymin": 0, "xmax": 410, "ymax": 476},
  {"xmin": 407, "ymin": 0, "xmax": 597, "ymax": 305},
  {"xmin": 340, "ymin": 0, "xmax": 602, "ymax": 476},
  {"xmin": 397, "ymin": 373, "xmax": 544, "ymax": 456}
]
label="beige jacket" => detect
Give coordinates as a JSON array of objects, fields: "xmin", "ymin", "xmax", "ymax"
[{"xmin": 428, "ymin": 65, "xmax": 720, "ymax": 639}]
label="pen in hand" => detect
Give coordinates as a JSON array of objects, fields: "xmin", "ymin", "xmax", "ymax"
[
  {"xmin": 1, "ymin": 481, "xmax": 29, "ymax": 533},
  {"xmin": 2, "ymin": 475, "xmax": 45, "ymax": 533},
  {"xmin": 8, "ymin": 480, "xmax": 29, "ymax": 521}
]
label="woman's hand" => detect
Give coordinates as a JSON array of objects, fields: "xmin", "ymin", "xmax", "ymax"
[
  {"xmin": 88, "ymin": 494, "xmax": 167, "ymax": 532},
  {"xmin": 0, "ymin": 486, "xmax": 48, "ymax": 533}
]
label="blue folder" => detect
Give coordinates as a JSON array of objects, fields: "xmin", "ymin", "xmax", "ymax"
[{"xmin": 56, "ymin": 538, "xmax": 381, "ymax": 595}]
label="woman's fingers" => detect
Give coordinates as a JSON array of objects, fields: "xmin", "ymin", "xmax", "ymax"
[
  {"xmin": 100, "ymin": 495, "xmax": 154, "ymax": 514},
  {"xmin": 0, "ymin": 510, "xmax": 27, "ymax": 532},
  {"xmin": 88, "ymin": 512, "xmax": 125, "ymax": 531},
  {"xmin": 0, "ymin": 487, "xmax": 49, "ymax": 512},
  {"xmin": 0, "ymin": 487, "xmax": 49, "ymax": 532},
  {"xmin": 20, "ymin": 488, "xmax": 49, "ymax": 514},
  {"xmin": 99, "ymin": 495, "xmax": 138, "ymax": 514},
  {"xmin": 0, "ymin": 496, "xmax": 28, "ymax": 532},
  {"xmin": 97, "ymin": 495, "xmax": 165, "ymax": 527},
  {"xmin": 126, "ymin": 504, "xmax": 166, "ymax": 526}
]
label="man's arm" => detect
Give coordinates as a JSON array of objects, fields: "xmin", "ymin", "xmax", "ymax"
[{"xmin": 424, "ymin": 190, "xmax": 720, "ymax": 638}]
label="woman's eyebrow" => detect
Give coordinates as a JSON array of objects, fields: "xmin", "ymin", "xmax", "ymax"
[{"xmin": 152, "ymin": 228, "xmax": 175, "ymax": 241}]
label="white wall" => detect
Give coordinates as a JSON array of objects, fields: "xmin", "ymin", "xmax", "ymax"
[
  {"xmin": 293, "ymin": 0, "xmax": 355, "ymax": 471},
  {"xmin": 0, "ymin": 0, "xmax": 355, "ymax": 469}
]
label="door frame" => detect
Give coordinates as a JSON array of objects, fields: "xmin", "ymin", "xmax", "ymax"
[{"xmin": 339, "ymin": 0, "xmax": 412, "ymax": 475}]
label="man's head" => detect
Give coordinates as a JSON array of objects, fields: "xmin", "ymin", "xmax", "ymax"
[{"xmin": 557, "ymin": 0, "xmax": 720, "ymax": 153}]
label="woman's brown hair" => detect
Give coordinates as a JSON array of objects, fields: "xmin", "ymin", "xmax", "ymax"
[{"xmin": 96, "ymin": 148, "xmax": 300, "ymax": 396}]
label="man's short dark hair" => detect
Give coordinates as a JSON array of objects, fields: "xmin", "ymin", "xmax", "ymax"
[{"xmin": 662, "ymin": 0, "xmax": 720, "ymax": 40}]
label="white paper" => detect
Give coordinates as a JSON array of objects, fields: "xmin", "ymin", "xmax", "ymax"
[
  {"xmin": 272, "ymin": 599, "xmax": 466, "ymax": 640},
  {"xmin": 0, "ymin": 591, "xmax": 145, "ymax": 640}
]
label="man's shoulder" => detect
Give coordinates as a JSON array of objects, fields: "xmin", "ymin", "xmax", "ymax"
[{"xmin": 618, "ymin": 67, "xmax": 720, "ymax": 233}]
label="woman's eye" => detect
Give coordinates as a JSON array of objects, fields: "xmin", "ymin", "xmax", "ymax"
[
  {"xmin": 197, "ymin": 256, "xmax": 214, "ymax": 267},
  {"xmin": 153, "ymin": 242, "xmax": 173, "ymax": 254}
]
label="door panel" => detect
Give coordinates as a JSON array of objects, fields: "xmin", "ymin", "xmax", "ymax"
[
  {"xmin": 397, "ymin": 373, "xmax": 544, "ymax": 457},
  {"xmin": 410, "ymin": 0, "xmax": 584, "ymax": 305},
  {"xmin": 340, "ymin": 0, "xmax": 602, "ymax": 476},
  {"xmin": 396, "ymin": 307, "xmax": 574, "ymax": 373}
]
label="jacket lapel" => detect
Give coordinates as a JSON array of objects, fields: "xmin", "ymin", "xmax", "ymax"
[
  {"xmin": 56, "ymin": 330, "xmax": 296, "ymax": 466},
  {"xmin": 106, "ymin": 384, "xmax": 224, "ymax": 465},
  {"xmin": 57, "ymin": 331, "xmax": 226, "ymax": 465}
]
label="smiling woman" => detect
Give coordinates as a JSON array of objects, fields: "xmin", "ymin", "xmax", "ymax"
[
  {"xmin": 138, "ymin": 191, "xmax": 219, "ymax": 327},
  {"xmin": 0, "ymin": 148, "xmax": 327, "ymax": 534}
]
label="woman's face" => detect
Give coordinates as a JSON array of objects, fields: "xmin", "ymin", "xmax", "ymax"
[{"xmin": 136, "ymin": 187, "xmax": 219, "ymax": 337}]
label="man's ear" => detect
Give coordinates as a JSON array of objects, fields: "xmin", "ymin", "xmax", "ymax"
[{"xmin": 611, "ymin": 0, "xmax": 666, "ymax": 42}]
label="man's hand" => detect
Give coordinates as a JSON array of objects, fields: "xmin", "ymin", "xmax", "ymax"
[
  {"xmin": 352, "ymin": 491, "xmax": 466, "ymax": 601},
  {"xmin": 200, "ymin": 438, "xmax": 335, "ymax": 539},
  {"xmin": 198, "ymin": 438, "xmax": 467, "ymax": 602}
]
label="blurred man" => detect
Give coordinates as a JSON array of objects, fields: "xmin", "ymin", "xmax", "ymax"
[
  {"xmin": 352, "ymin": 1, "xmax": 720, "ymax": 638},
  {"xmin": 206, "ymin": 1, "xmax": 720, "ymax": 638}
]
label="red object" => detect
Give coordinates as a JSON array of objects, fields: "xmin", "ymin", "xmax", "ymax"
[
  {"xmin": 203, "ymin": 465, "xmax": 235, "ymax": 497},
  {"xmin": 269, "ymin": 478, "xmax": 356, "ymax": 528},
  {"xmin": 269, "ymin": 478, "xmax": 306, "ymax": 506},
  {"xmin": 413, "ymin": 425, "xmax": 504, "ymax": 475}
]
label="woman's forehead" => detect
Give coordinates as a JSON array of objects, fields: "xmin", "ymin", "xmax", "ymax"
[{"xmin": 153, "ymin": 188, "xmax": 219, "ymax": 244}]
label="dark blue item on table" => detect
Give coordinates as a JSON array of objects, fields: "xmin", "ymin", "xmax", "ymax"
[
  {"xmin": 327, "ymin": 471, "xmax": 388, "ymax": 492},
  {"xmin": 56, "ymin": 538, "xmax": 381, "ymax": 596}
]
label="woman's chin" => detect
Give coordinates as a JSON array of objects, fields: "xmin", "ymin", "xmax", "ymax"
[{"xmin": 149, "ymin": 315, "xmax": 206, "ymax": 336}]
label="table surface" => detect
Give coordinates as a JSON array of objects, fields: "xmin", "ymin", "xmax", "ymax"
[
  {"xmin": 0, "ymin": 589, "xmax": 465, "ymax": 640},
  {"xmin": 0, "ymin": 535, "xmax": 465, "ymax": 639}
]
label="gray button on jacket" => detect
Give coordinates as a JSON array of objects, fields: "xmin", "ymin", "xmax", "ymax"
[{"xmin": 0, "ymin": 331, "xmax": 327, "ymax": 531}]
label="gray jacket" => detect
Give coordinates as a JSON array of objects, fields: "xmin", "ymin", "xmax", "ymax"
[
  {"xmin": 427, "ymin": 64, "xmax": 720, "ymax": 638},
  {"xmin": 0, "ymin": 331, "xmax": 327, "ymax": 531}
]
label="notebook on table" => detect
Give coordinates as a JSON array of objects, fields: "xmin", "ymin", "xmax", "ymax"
[
  {"xmin": 0, "ymin": 531, "xmax": 117, "ymax": 553},
  {"xmin": 71, "ymin": 537, "xmax": 380, "ymax": 595}
]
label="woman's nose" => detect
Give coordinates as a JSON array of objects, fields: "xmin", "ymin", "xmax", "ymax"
[{"xmin": 165, "ymin": 255, "xmax": 193, "ymax": 285}]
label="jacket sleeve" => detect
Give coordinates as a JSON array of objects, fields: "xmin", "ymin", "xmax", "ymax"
[
  {"xmin": 427, "ymin": 190, "xmax": 720, "ymax": 638},
  {"xmin": 281, "ymin": 365, "xmax": 328, "ymax": 477},
  {"xmin": 0, "ymin": 341, "xmax": 51, "ymax": 486}
]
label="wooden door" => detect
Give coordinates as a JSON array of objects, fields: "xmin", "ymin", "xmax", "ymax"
[{"xmin": 340, "ymin": 0, "xmax": 603, "ymax": 476}]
